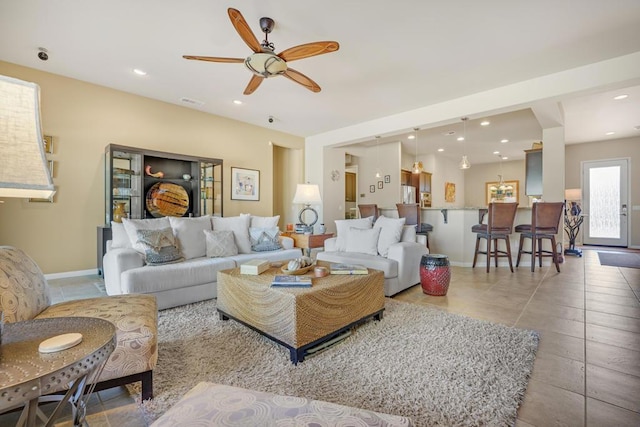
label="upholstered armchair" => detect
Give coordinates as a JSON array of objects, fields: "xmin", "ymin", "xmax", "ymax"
[{"xmin": 0, "ymin": 246, "xmax": 158, "ymax": 400}]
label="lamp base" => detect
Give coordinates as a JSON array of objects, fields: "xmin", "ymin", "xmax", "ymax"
[{"xmin": 564, "ymin": 248, "xmax": 583, "ymax": 257}]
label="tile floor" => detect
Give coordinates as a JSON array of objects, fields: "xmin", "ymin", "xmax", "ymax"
[{"xmin": 1, "ymin": 248, "xmax": 639, "ymax": 426}]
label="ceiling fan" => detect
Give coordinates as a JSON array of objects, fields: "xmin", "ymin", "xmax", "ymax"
[{"xmin": 183, "ymin": 8, "xmax": 339, "ymax": 95}]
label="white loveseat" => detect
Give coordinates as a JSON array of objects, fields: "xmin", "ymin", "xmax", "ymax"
[
  {"xmin": 316, "ymin": 216, "xmax": 428, "ymax": 296},
  {"xmin": 103, "ymin": 214, "xmax": 302, "ymax": 310}
]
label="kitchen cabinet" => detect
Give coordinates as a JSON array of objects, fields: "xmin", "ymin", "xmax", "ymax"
[
  {"xmin": 400, "ymin": 169, "xmax": 412, "ymax": 186},
  {"xmin": 345, "ymin": 172, "xmax": 356, "ymax": 201}
]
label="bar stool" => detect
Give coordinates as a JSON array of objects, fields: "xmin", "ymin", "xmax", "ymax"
[
  {"xmin": 396, "ymin": 203, "xmax": 432, "ymax": 249},
  {"xmin": 515, "ymin": 201, "xmax": 564, "ymax": 272},
  {"xmin": 471, "ymin": 202, "xmax": 519, "ymax": 272},
  {"xmin": 358, "ymin": 204, "xmax": 379, "ymax": 221}
]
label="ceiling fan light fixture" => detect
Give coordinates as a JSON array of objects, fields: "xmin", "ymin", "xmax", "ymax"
[{"xmin": 244, "ymin": 52, "xmax": 287, "ymax": 77}]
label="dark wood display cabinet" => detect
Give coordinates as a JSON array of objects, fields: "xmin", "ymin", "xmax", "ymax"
[{"xmin": 97, "ymin": 144, "xmax": 223, "ymax": 274}]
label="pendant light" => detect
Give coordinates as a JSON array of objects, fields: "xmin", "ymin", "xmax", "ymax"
[
  {"xmin": 375, "ymin": 135, "xmax": 381, "ymax": 178},
  {"xmin": 412, "ymin": 128, "xmax": 423, "ymax": 174},
  {"xmin": 459, "ymin": 117, "xmax": 471, "ymax": 170}
]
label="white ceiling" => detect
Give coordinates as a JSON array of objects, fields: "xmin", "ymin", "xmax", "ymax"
[{"xmin": 1, "ymin": 1, "xmax": 639, "ymax": 164}]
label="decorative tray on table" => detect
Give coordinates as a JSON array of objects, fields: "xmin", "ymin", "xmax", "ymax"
[{"xmin": 280, "ymin": 265, "xmax": 314, "ymax": 275}]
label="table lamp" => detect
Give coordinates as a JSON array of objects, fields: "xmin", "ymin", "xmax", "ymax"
[
  {"xmin": 292, "ymin": 184, "xmax": 322, "ymax": 234},
  {"xmin": 564, "ymin": 188, "xmax": 583, "ymax": 257},
  {"xmin": 0, "ymin": 75, "xmax": 56, "ymax": 200}
]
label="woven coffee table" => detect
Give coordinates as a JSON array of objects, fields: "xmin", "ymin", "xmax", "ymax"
[{"xmin": 217, "ymin": 265, "xmax": 385, "ymax": 364}]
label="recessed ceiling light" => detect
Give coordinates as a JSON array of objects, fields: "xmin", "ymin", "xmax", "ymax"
[
  {"xmin": 493, "ymin": 151, "xmax": 500, "ymax": 155},
  {"xmin": 502, "ymin": 156, "xmax": 508, "ymax": 160},
  {"xmin": 456, "ymin": 136, "xmax": 465, "ymax": 141},
  {"xmin": 233, "ymin": 100, "xmax": 243, "ymax": 105},
  {"xmin": 613, "ymin": 94, "xmax": 628, "ymax": 100},
  {"xmin": 480, "ymin": 120, "xmax": 490, "ymax": 126},
  {"xmin": 408, "ymin": 135, "xmax": 415, "ymax": 140},
  {"xmin": 500, "ymin": 139, "xmax": 509, "ymax": 143},
  {"xmin": 605, "ymin": 131, "xmax": 616, "ymax": 136},
  {"xmin": 133, "ymin": 68, "xmax": 147, "ymax": 76},
  {"xmin": 437, "ymin": 148, "xmax": 444, "ymax": 152}
]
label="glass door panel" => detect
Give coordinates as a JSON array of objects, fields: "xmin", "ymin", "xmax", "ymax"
[{"xmin": 583, "ymin": 159, "xmax": 628, "ymax": 246}]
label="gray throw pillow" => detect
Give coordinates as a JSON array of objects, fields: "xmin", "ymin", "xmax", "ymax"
[
  {"xmin": 136, "ymin": 227, "xmax": 183, "ymax": 266},
  {"xmin": 204, "ymin": 230, "xmax": 238, "ymax": 257},
  {"xmin": 249, "ymin": 227, "xmax": 282, "ymax": 252}
]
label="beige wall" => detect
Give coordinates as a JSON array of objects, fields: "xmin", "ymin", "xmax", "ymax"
[
  {"xmin": 0, "ymin": 62, "xmax": 304, "ymax": 273},
  {"xmin": 565, "ymin": 136, "xmax": 640, "ymax": 248}
]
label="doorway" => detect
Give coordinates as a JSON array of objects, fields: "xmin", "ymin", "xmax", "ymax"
[
  {"xmin": 582, "ymin": 158, "xmax": 629, "ymax": 247},
  {"xmin": 345, "ymin": 165, "xmax": 358, "ymax": 219}
]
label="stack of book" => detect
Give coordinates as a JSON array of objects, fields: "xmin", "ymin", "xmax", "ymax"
[
  {"xmin": 271, "ymin": 275, "xmax": 313, "ymax": 287},
  {"xmin": 329, "ymin": 263, "xmax": 368, "ymax": 275}
]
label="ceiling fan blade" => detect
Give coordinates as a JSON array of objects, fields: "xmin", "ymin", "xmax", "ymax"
[
  {"xmin": 278, "ymin": 41, "xmax": 340, "ymax": 62},
  {"xmin": 183, "ymin": 55, "xmax": 244, "ymax": 63},
  {"xmin": 283, "ymin": 68, "xmax": 321, "ymax": 93},
  {"xmin": 228, "ymin": 8, "xmax": 262, "ymax": 53},
  {"xmin": 243, "ymin": 75, "xmax": 264, "ymax": 95}
]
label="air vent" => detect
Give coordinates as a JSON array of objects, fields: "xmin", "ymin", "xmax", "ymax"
[
  {"xmin": 634, "ymin": 125, "xmax": 640, "ymax": 131},
  {"xmin": 443, "ymin": 131, "xmax": 456, "ymax": 136},
  {"xmin": 180, "ymin": 97, "xmax": 205, "ymax": 106}
]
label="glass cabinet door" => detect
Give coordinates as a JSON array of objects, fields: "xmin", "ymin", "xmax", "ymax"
[
  {"xmin": 200, "ymin": 162, "xmax": 222, "ymax": 217},
  {"xmin": 105, "ymin": 147, "xmax": 142, "ymax": 224}
]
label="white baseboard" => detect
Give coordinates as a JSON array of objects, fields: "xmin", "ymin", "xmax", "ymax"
[{"xmin": 44, "ymin": 269, "xmax": 98, "ymax": 280}]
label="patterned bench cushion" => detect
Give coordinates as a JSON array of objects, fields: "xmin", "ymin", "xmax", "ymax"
[
  {"xmin": 151, "ymin": 382, "xmax": 413, "ymax": 426},
  {"xmin": 36, "ymin": 294, "xmax": 158, "ymax": 384}
]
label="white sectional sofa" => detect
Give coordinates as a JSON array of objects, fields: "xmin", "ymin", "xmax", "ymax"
[
  {"xmin": 316, "ymin": 216, "xmax": 428, "ymax": 296},
  {"xmin": 103, "ymin": 214, "xmax": 302, "ymax": 310}
]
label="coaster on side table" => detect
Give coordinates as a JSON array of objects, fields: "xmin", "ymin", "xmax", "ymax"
[{"xmin": 39, "ymin": 333, "xmax": 83, "ymax": 353}]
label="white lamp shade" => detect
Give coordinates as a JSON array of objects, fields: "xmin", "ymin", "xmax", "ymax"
[
  {"xmin": 292, "ymin": 184, "xmax": 322, "ymax": 205},
  {"xmin": 0, "ymin": 75, "xmax": 56, "ymax": 199},
  {"xmin": 565, "ymin": 188, "xmax": 582, "ymax": 201}
]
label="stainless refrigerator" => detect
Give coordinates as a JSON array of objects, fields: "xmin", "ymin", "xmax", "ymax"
[{"xmin": 401, "ymin": 185, "xmax": 416, "ymax": 204}]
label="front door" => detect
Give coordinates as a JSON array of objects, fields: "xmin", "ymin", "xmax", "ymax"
[{"xmin": 582, "ymin": 159, "xmax": 629, "ymax": 247}]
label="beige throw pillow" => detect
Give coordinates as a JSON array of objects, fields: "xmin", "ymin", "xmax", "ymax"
[
  {"xmin": 334, "ymin": 217, "xmax": 374, "ymax": 251},
  {"xmin": 211, "ymin": 215, "xmax": 252, "ymax": 254},
  {"xmin": 122, "ymin": 217, "xmax": 171, "ymax": 254},
  {"xmin": 374, "ymin": 216, "xmax": 406, "ymax": 257},
  {"xmin": 345, "ymin": 227, "xmax": 381, "ymax": 256},
  {"xmin": 169, "ymin": 216, "xmax": 211, "ymax": 260}
]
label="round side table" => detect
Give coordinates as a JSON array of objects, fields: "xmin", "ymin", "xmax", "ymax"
[
  {"xmin": 0, "ymin": 317, "xmax": 116, "ymax": 427},
  {"xmin": 420, "ymin": 254, "xmax": 451, "ymax": 296}
]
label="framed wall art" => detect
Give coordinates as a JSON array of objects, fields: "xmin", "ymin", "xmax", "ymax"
[
  {"xmin": 231, "ymin": 167, "xmax": 260, "ymax": 201},
  {"xmin": 384, "ymin": 175, "xmax": 391, "ymax": 183},
  {"xmin": 485, "ymin": 180, "xmax": 519, "ymax": 205},
  {"xmin": 378, "ymin": 181, "xmax": 383, "ymax": 189},
  {"xmin": 369, "ymin": 185, "xmax": 375, "ymax": 193},
  {"xmin": 445, "ymin": 182, "xmax": 456, "ymax": 203}
]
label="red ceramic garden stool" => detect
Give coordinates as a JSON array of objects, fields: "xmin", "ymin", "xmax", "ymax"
[{"xmin": 420, "ymin": 254, "xmax": 451, "ymax": 296}]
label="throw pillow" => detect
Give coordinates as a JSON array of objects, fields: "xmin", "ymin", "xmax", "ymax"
[
  {"xmin": 136, "ymin": 227, "xmax": 183, "ymax": 266},
  {"xmin": 242, "ymin": 214, "xmax": 280, "ymax": 228},
  {"xmin": 345, "ymin": 227, "xmax": 381, "ymax": 256},
  {"xmin": 249, "ymin": 227, "xmax": 282, "ymax": 252},
  {"xmin": 211, "ymin": 215, "xmax": 252, "ymax": 254},
  {"xmin": 334, "ymin": 217, "xmax": 373, "ymax": 251},
  {"xmin": 374, "ymin": 215, "xmax": 406, "ymax": 257},
  {"xmin": 122, "ymin": 217, "xmax": 171, "ymax": 254},
  {"xmin": 204, "ymin": 230, "xmax": 238, "ymax": 257},
  {"xmin": 110, "ymin": 221, "xmax": 132, "ymax": 249},
  {"xmin": 169, "ymin": 216, "xmax": 211, "ymax": 260},
  {"xmin": 400, "ymin": 225, "xmax": 417, "ymax": 242}
]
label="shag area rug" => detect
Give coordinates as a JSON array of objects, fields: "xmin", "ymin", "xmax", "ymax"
[
  {"xmin": 598, "ymin": 251, "xmax": 640, "ymax": 269},
  {"xmin": 131, "ymin": 298, "xmax": 539, "ymax": 426}
]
